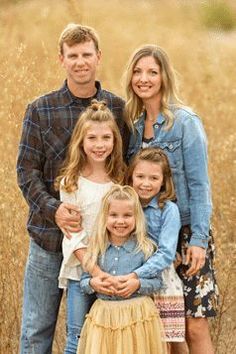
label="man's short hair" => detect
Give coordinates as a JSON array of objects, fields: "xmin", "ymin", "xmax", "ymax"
[{"xmin": 59, "ymin": 23, "xmax": 100, "ymax": 54}]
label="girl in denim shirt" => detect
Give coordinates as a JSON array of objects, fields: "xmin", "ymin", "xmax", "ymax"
[
  {"xmin": 124, "ymin": 45, "xmax": 218, "ymax": 354},
  {"xmin": 127, "ymin": 147, "xmax": 185, "ymax": 349},
  {"xmin": 77, "ymin": 185, "xmax": 167, "ymax": 354}
]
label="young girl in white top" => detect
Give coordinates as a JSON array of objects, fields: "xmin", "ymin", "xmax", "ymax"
[
  {"xmin": 127, "ymin": 147, "xmax": 185, "ymax": 351},
  {"xmin": 78, "ymin": 185, "xmax": 167, "ymax": 354},
  {"xmin": 55, "ymin": 100, "xmax": 126, "ymax": 354}
]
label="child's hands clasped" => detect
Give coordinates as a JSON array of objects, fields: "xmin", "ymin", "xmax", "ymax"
[
  {"xmin": 90, "ymin": 272, "xmax": 117, "ymax": 296},
  {"xmin": 90, "ymin": 272, "xmax": 140, "ymax": 298},
  {"xmin": 115, "ymin": 275, "xmax": 140, "ymax": 298}
]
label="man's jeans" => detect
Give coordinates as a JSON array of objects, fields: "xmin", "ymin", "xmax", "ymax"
[
  {"xmin": 20, "ymin": 239, "xmax": 63, "ymax": 354},
  {"xmin": 64, "ymin": 280, "xmax": 96, "ymax": 354}
]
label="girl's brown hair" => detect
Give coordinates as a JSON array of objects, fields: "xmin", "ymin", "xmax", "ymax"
[{"xmin": 127, "ymin": 147, "xmax": 176, "ymax": 209}]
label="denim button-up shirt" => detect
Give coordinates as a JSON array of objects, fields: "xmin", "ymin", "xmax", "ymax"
[
  {"xmin": 134, "ymin": 198, "xmax": 180, "ymax": 279},
  {"xmin": 80, "ymin": 237, "xmax": 162, "ymax": 300},
  {"xmin": 127, "ymin": 107, "xmax": 212, "ymax": 248}
]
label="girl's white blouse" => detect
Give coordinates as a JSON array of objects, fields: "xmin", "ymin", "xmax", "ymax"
[{"xmin": 58, "ymin": 176, "xmax": 113, "ymax": 288}]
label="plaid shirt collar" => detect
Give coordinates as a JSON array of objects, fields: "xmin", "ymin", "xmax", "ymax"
[{"xmin": 60, "ymin": 80, "xmax": 103, "ymax": 106}]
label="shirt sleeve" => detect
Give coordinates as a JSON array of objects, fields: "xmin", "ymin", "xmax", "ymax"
[
  {"xmin": 134, "ymin": 203, "xmax": 181, "ymax": 279},
  {"xmin": 80, "ymin": 272, "xmax": 95, "ymax": 294},
  {"xmin": 61, "ymin": 230, "xmax": 88, "ymax": 267},
  {"xmin": 16, "ymin": 103, "xmax": 61, "ymax": 223},
  {"xmin": 182, "ymin": 115, "xmax": 212, "ymax": 248},
  {"xmin": 60, "ymin": 184, "xmax": 88, "ymax": 266},
  {"xmin": 138, "ymin": 275, "xmax": 163, "ymax": 294}
]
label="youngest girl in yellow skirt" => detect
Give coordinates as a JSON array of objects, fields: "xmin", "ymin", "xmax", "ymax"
[{"xmin": 77, "ymin": 185, "xmax": 167, "ymax": 354}]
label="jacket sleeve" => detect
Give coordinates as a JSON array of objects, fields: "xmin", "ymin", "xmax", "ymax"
[
  {"xmin": 16, "ymin": 103, "xmax": 61, "ymax": 223},
  {"xmin": 80, "ymin": 272, "xmax": 95, "ymax": 294},
  {"xmin": 134, "ymin": 203, "xmax": 181, "ymax": 278},
  {"xmin": 182, "ymin": 115, "xmax": 212, "ymax": 248},
  {"xmin": 138, "ymin": 275, "xmax": 163, "ymax": 294}
]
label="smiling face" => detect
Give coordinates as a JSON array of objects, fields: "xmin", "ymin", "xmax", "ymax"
[
  {"xmin": 132, "ymin": 160, "xmax": 164, "ymax": 205},
  {"xmin": 82, "ymin": 121, "xmax": 114, "ymax": 165},
  {"xmin": 60, "ymin": 40, "xmax": 101, "ymax": 92},
  {"xmin": 106, "ymin": 199, "xmax": 136, "ymax": 245},
  {"xmin": 131, "ymin": 55, "xmax": 162, "ymax": 103}
]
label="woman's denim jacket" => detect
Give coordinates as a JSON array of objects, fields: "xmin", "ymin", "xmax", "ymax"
[{"xmin": 127, "ymin": 107, "xmax": 212, "ymax": 249}]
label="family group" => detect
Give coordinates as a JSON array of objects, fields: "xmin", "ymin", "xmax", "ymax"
[{"xmin": 17, "ymin": 23, "xmax": 218, "ymax": 354}]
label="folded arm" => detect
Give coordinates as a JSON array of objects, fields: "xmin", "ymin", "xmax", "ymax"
[{"xmin": 134, "ymin": 204, "xmax": 181, "ymax": 279}]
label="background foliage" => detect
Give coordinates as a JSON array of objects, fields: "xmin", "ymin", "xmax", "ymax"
[{"xmin": 0, "ymin": 0, "xmax": 235, "ymax": 353}]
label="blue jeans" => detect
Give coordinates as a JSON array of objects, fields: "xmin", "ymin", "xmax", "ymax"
[
  {"xmin": 64, "ymin": 279, "xmax": 96, "ymax": 354},
  {"xmin": 20, "ymin": 239, "xmax": 63, "ymax": 354}
]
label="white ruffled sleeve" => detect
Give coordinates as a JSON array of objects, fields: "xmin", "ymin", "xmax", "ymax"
[{"xmin": 62, "ymin": 230, "xmax": 88, "ymax": 267}]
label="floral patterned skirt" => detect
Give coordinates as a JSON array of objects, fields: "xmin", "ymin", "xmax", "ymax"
[{"xmin": 176, "ymin": 226, "xmax": 219, "ymax": 318}]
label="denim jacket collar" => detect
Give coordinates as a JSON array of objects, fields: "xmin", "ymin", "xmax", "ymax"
[
  {"xmin": 107, "ymin": 235, "xmax": 137, "ymax": 253},
  {"xmin": 135, "ymin": 111, "xmax": 165, "ymax": 133},
  {"xmin": 143, "ymin": 196, "xmax": 158, "ymax": 210}
]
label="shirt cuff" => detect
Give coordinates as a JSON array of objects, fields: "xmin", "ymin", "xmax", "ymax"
[
  {"xmin": 138, "ymin": 278, "xmax": 162, "ymax": 294},
  {"xmin": 80, "ymin": 279, "xmax": 95, "ymax": 294},
  {"xmin": 134, "ymin": 268, "xmax": 159, "ymax": 279},
  {"xmin": 189, "ymin": 235, "xmax": 209, "ymax": 248}
]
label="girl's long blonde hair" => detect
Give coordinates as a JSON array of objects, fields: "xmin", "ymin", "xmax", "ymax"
[
  {"xmin": 127, "ymin": 147, "xmax": 176, "ymax": 209},
  {"xmin": 55, "ymin": 100, "xmax": 126, "ymax": 192},
  {"xmin": 124, "ymin": 44, "xmax": 183, "ymax": 130},
  {"xmin": 83, "ymin": 184, "xmax": 156, "ymax": 272}
]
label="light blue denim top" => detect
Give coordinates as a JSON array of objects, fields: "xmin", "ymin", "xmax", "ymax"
[
  {"xmin": 135, "ymin": 197, "xmax": 181, "ymax": 279},
  {"xmin": 80, "ymin": 236, "xmax": 162, "ymax": 300},
  {"xmin": 127, "ymin": 107, "xmax": 212, "ymax": 249}
]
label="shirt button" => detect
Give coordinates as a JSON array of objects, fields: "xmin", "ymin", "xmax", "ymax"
[
  {"xmin": 154, "ymin": 124, "xmax": 159, "ymax": 128},
  {"xmin": 169, "ymin": 144, "xmax": 173, "ymax": 149},
  {"xmin": 112, "ymin": 270, "xmax": 116, "ymax": 274},
  {"xmin": 115, "ymin": 257, "xmax": 118, "ymax": 261}
]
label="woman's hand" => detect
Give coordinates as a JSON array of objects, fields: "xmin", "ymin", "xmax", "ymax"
[{"xmin": 185, "ymin": 246, "xmax": 206, "ymax": 276}]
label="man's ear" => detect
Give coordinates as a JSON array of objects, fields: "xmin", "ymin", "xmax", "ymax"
[
  {"xmin": 97, "ymin": 50, "xmax": 102, "ymax": 63},
  {"xmin": 59, "ymin": 54, "xmax": 64, "ymax": 67}
]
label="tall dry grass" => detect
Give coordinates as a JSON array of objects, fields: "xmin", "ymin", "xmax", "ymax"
[{"xmin": 0, "ymin": 0, "xmax": 235, "ymax": 353}]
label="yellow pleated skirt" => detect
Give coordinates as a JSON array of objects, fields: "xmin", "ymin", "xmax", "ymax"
[{"xmin": 77, "ymin": 296, "xmax": 167, "ymax": 354}]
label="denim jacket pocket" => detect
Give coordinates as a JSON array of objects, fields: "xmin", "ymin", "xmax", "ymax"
[{"xmin": 156, "ymin": 139, "xmax": 182, "ymax": 169}]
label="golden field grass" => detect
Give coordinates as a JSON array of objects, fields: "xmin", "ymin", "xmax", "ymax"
[{"xmin": 0, "ymin": 0, "xmax": 235, "ymax": 353}]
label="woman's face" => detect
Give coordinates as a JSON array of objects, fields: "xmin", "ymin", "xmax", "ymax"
[{"xmin": 131, "ymin": 55, "xmax": 162, "ymax": 103}]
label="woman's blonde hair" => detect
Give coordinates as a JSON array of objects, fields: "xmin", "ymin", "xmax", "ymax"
[
  {"xmin": 127, "ymin": 147, "xmax": 176, "ymax": 209},
  {"xmin": 83, "ymin": 184, "xmax": 155, "ymax": 272},
  {"xmin": 124, "ymin": 44, "xmax": 183, "ymax": 130},
  {"xmin": 55, "ymin": 100, "xmax": 126, "ymax": 192}
]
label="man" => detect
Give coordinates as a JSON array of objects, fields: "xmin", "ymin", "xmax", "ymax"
[{"xmin": 17, "ymin": 23, "xmax": 129, "ymax": 354}]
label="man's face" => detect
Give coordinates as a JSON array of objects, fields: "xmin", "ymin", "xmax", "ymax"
[{"xmin": 59, "ymin": 40, "xmax": 101, "ymax": 88}]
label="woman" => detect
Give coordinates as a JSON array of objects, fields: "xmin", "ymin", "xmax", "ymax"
[{"xmin": 124, "ymin": 44, "xmax": 218, "ymax": 354}]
